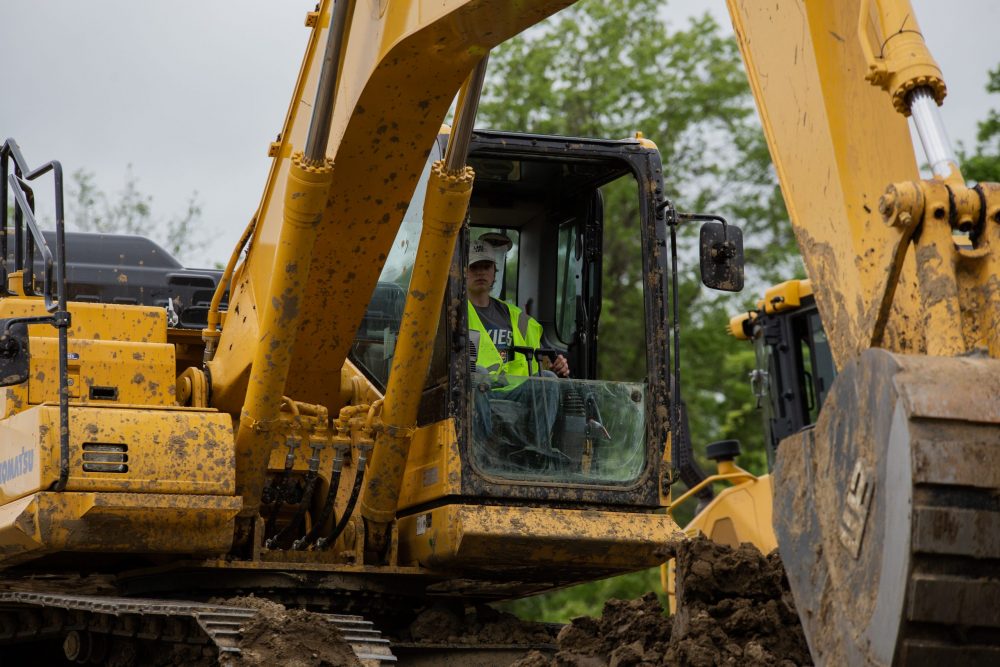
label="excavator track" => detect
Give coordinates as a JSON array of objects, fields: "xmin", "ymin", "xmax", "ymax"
[
  {"xmin": 0, "ymin": 591, "xmax": 396, "ymax": 665},
  {"xmin": 774, "ymin": 349, "xmax": 1000, "ymax": 666}
]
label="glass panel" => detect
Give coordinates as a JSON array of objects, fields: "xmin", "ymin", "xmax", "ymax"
[
  {"xmin": 798, "ymin": 332, "xmax": 817, "ymax": 423},
  {"xmin": 808, "ymin": 310, "xmax": 836, "ymax": 411},
  {"xmin": 596, "ymin": 175, "xmax": 645, "ymax": 382},
  {"xmin": 752, "ymin": 333, "xmax": 779, "ymax": 467},
  {"xmin": 349, "ymin": 142, "xmax": 440, "ymax": 388},
  {"xmin": 555, "ymin": 219, "xmax": 580, "ymax": 345},
  {"xmin": 470, "ymin": 373, "xmax": 645, "ymax": 485}
]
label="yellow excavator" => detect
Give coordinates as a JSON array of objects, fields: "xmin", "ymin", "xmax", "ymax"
[
  {"xmin": 1, "ymin": 0, "xmax": 997, "ymax": 665},
  {"xmin": 662, "ymin": 280, "xmax": 819, "ymax": 610},
  {"xmin": 668, "ymin": 278, "xmax": 829, "ymax": 560},
  {"xmin": 0, "ymin": 1, "xmax": 748, "ymax": 663},
  {"xmin": 671, "ymin": 2, "xmax": 1000, "ymax": 664}
]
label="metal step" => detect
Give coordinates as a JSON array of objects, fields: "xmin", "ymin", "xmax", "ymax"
[{"xmin": 318, "ymin": 613, "xmax": 397, "ymax": 665}]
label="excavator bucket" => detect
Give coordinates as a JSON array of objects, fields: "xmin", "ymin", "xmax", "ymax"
[{"xmin": 773, "ymin": 348, "xmax": 1000, "ymax": 666}]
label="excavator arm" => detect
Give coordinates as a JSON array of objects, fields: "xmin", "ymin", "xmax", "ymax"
[{"xmin": 727, "ymin": 1, "xmax": 1000, "ymax": 664}]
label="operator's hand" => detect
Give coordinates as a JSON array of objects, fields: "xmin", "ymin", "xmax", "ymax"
[{"xmin": 551, "ymin": 354, "xmax": 570, "ymax": 378}]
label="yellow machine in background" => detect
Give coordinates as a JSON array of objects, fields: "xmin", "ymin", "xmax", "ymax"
[{"xmin": 663, "ymin": 280, "xmax": 821, "ymax": 610}]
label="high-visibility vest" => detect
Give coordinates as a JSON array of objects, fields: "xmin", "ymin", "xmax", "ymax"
[{"xmin": 468, "ymin": 299, "xmax": 543, "ymax": 383}]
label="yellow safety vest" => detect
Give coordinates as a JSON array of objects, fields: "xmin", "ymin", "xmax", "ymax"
[{"xmin": 468, "ymin": 300, "xmax": 544, "ymax": 383}]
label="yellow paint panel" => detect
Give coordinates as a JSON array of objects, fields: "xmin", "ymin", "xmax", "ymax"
[
  {"xmin": 397, "ymin": 419, "xmax": 462, "ymax": 511},
  {"xmin": 727, "ymin": 0, "xmax": 922, "ymax": 363},
  {"xmin": 0, "ymin": 298, "xmax": 175, "ymax": 416},
  {"xmin": 398, "ymin": 503, "xmax": 681, "ymax": 571},
  {"xmin": 0, "ymin": 298, "xmax": 166, "ymax": 343},
  {"xmin": 28, "ymin": 338, "xmax": 176, "ymax": 407},
  {"xmin": 0, "ymin": 405, "xmax": 235, "ymax": 504},
  {"xmin": 0, "ymin": 410, "xmax": 44, "ymax": 505},
  {"xmin": 683, "ymin": 474, "xmax": 777, "ymax": 554},
  {"xmin": 0, "ymin": 491, "xmax": 241, "ymax": 568}
]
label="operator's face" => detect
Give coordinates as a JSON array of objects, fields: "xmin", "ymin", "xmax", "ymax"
[{"xmin": 467, "ymin": 260, "xmax": 496, "ymax": 296}]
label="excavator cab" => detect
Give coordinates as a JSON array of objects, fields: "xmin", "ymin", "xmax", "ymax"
[
  {"xmin": 346, "ymin": 130, "xmax": 678, "ymax": 581},
  {"xmin": 738, "ymin": 279, "xmax": 836, "ymax": 464}
]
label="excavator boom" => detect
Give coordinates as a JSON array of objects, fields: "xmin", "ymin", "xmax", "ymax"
[
  {"xmin": 728, "ymin": 0, "xmax": 1000, "ymax": 663},
  {"xmin": 206, "ymin": 0, "xmax": 574, "ymax": 413}
]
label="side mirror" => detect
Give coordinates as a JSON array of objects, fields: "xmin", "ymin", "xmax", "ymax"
[
  {"xmin": 699, "ymin": 221, "xmax": 744, "ymax": 292},
  {"xmin": 0, "ymin": 322, "xmax": 30, "ymax": 387}
]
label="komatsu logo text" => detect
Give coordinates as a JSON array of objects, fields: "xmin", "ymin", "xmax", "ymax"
[{"xmin": 0, "ymin": 447, "xmax": 34, "ymax": 484}]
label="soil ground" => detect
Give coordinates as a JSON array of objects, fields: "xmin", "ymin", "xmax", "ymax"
[
  {"xmin": 220, "ymin": 537, "xmax": 811, "ymax": 666},
  {"xmin": 510, "ymin": 537, "xmax": 812, "ymax": 666},
  {"xmin": 220, "ymin": 596, "xmax": 362, "ymax": 667}
]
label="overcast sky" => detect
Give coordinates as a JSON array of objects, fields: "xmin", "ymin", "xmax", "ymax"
[{"xmin": 2, "ymin": 1, "xmax": 997, "ymax": 266}]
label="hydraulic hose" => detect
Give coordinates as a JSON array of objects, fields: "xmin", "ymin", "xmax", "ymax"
[
  {"xmin": 264, "ymin": 398, "xmax": 302, "ymax": 536},
  {"xmin": 202, "ymin": 216, "xmax": 256, "ymax": 364},
  {"xmin": 267, "ymin": 471, "xmax": 319, "ymax": 549},
  {"xmin": 292, "ymin": 448, "xmax": 345, "ymax": 550},
  {"xmin": 317, "ymin": 448, "xmax": 368, "ymax": 550}
]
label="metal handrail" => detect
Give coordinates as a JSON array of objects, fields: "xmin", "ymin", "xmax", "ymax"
[{"xmin": 1, "ymin": 138, "xmax": 72, "ymax": 491}]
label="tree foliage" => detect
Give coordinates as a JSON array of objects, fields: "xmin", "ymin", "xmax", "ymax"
[
  {"xmin": 68, "ymin": 167, "xmax": 204, "ymax": 264},
  {"xmin": 960, "ymin": 63, "xmax": 1000, "ymax": 183}
]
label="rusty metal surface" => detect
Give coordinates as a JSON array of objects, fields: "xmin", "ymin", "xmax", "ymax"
[{"xmin": 773, "ymin": 349, "xmax": 1000, "ymax": 666}]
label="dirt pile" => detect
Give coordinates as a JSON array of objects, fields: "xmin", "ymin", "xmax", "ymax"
[
  {"xmin": 668, "ymin": 537, "xmax": 812, "ymax": 666},
  {"xmin": 405, "ymin": 603, "xmax": 558, "ymax": 645},
  {"xmin": 512, "ymin": 537, "xmax": 812, "ymax": 666},
  {"xmin": 220, "ymin": 596, "xmax": 362, "ymax": 667}
]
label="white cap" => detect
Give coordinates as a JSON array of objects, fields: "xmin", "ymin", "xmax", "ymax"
[{"xmin": 468, "ymin": 233, "xmax": 512, "ymax": 267}]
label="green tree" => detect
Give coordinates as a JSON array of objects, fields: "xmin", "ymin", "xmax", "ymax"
[
  {"xmin": 69, "ymin": 167, "xmax": 205, "ymax": 264},
  {"xmin": 480, "ymin": 0, "xmax": 797, "ymax": 622},
  {"xmin": 960, "ymin": 63, "xmax": 1000, "ymax": 183}
]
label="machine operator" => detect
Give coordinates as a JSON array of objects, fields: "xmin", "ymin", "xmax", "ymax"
[{"xmin": 467, "ymin": 233, "xmax": 569, "ymax": 458}]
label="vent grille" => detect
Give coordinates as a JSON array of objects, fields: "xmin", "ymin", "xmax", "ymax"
[{"xmin": 82, "ymin": 443, "xmax": 128, "ymax": 473}]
